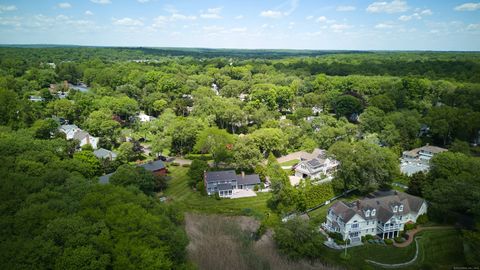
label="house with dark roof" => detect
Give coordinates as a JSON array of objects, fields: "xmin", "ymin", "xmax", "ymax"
[
  {"xmin": 93, "ymin": 148, "xmax": 117, "ymax": 160},
  {"xmin": 323, "ymin": 191, "xmax": 427, "ymax": 243},
  {"xmin": 98, "ymin": 159, "xmax": 166, "ymax": 184},
  {"xmin": 204, "ymin": 170, "xmax": 261, "ymax": 198},
  {"xmin": 294, "ymin": 148, "xmax": 339, "ymax": 181}
]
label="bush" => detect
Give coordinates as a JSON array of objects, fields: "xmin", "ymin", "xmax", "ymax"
[
  {"xmin": 404, "ymin": 222, "xmax": 417, "ymax": 231},
  {"xmin": 185, "ymin": 153, "xmax": 213, "ymax": 161},
  {"xmin": 361, "ymin": 236, "xmax": 366, "ymax": 243},
  {"xmin": 181, "ymin": 164, "xmax": 190, "ymax": 167},
  {"xmin": 365, "ymin": 234, "xmax": 375, "ymax": 240},
  {"xmin": 394, "ymin": 236, "xmax": 405, "ymax": 243},
  {"xmin": 253, "ymin": 184, "xmax": 259, "ymax": 191},
  {"xmin": 196, "ymin": 181, "xmax": 206, "ymax": 195},
  {"xmin": 416, "ymin": 214, "xmax": 429, "ymax": 225},
  {"xmin": 384, "ymin": 239, "xmax": 393, "ymax": 245},
  {"xmin": 214, "ymin": 193, "xmax": 221, "ymax": 200},
  {"xmin": 171, "ymin": 162, "xmax": 180, "ymax": 166}
]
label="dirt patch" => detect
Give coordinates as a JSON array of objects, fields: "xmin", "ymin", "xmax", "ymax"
[{"xmin": 185, "ymin": 213, "xmax": 340, "ymax": 270}]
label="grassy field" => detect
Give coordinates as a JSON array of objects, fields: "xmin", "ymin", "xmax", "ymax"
[
  {"xmin": 279, "ymin": 159, "xmax": 300, "ymax": 167},
  {"xmin": 317, "ymin": 228, "xmax": 465, "ymax": 270},
  {"xmin": 164, "ymin": 166, "xmax": 272, "ymax": 218}
]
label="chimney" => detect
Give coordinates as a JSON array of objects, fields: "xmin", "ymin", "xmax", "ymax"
[{"xmin": 241, "ymin": 171, "xmax": 245, "ymax": 178}]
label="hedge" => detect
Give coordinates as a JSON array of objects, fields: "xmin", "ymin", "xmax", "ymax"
[
  {"xmin": 304, "ymin": 182, "xmax": 335, "ymax": 209},
  {"xmin": 185, "ymin": 153, "xmax": 213, "ymax": 161}
]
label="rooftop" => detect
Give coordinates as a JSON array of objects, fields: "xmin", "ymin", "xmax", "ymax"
[{"xmin": 205, "ymin": 170, "xmax": 237, "ymax": 183}]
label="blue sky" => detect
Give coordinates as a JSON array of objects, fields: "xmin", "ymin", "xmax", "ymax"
[{"xmin": 0, "ymin": 0, "xmax": 479, "ymax": 50}]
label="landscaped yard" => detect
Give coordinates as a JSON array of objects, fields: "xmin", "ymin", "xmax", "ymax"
[
  {"xmin": 163, "ymin": 166, "xmax": 272, "ymax": 218},
  {"xmin": 317, "ymin": 228, "xmax": 465, "ymax": 270},
  {"xmin": 279, "ymin": 159, "xmax": 300, "ymax": 167}
]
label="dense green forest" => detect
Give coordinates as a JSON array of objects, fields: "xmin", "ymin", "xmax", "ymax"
[{"xmin": 1, "ymin": 47, "xmax": 480, "ymax": 268}]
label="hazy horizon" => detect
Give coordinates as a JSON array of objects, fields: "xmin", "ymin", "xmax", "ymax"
[{"xmin": 1, "ymin": 0, "xmax": 479, "ymax": 51}]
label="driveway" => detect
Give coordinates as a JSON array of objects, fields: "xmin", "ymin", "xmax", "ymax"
[{"xmin": 277, "ymin": 151, "xmax": 307, "ymax": 164}]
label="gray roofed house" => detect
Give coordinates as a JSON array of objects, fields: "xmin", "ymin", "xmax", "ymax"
[
  {"xmin": 205, "ymin": 170, "xmax": 237, "ymax": 183},
  {"xmin": 93, "ymin": 148, "xmax": 117, "ymax": 160},
  {"xmin": 139, "ymin": 160, "xmax": 166, "ymax": 174},
  {"xmin": 204, "ymin": 170, "xmax": 261, "ymax": 198},
  {"xmin": 98, "ymin": 159, "xmax": 167, "ymax": 184},
  {"xmin": 324, "ymin": 191, "xmax": 427, "ymax": 242},
  {"xmin": 294, "ymin": 148, "xmax": 339, "ymax": 181}
]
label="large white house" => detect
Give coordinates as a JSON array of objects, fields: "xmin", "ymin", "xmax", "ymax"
[
  {"xmin": 59, "ymin": 124, "xmax": 99, "ymax": 149},
  {"xmin": 323, "ymin": 191, "xmax": 427, "ymax": 243},
  {"xmin": 400, "ymin": 144, "xmax": 447, "ymax": 176},
  {"xmin": 294, "ymin": 148, "xmax": 339, "ymax": 181}
]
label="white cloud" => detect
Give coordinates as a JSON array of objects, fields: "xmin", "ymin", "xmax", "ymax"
[
  {"xmin": 151, "ymin": 12, "xmax": 196, "ymax": 28},
  {"xmin": 137, "ymin": 0, "xmax": 150, "ymax": 3},
  {"xmin": 306, "ymin": 15, "xmax": 314, "ymax": 20},
  {"xmin": 200, "ymin": 7, "xmax": 222, "ymax": 19},
  {"xmin": 235, "ymin": 15, "xmax": 244, "ymax": 19},
  {"xmin": 337, "ymin": 5, "xmax": 356, "ymax": 11},
  {"xmin": 90, "ymin": 0, "xmax": 111, "ymax": 4},
  {"xmin": 230, "ymin": 27, "xmax": 247, "ymax": 33},
  {"xmin": 454, "ymin": 2, "xmax": 480, "ymax": 11},
  {"xmin": 0, "ymin": 5, "xmax": 17, "ymax": 13},
  {"xmin": 260, "ymin": 0, "xmax": 299, "ymax": 18},
  {"xmin": 375, "ymin": 23, "xmax": 394, "ymax": 29},
  {"xmin": 0, "ymin": 16, "xmax": 21, "ymax": 27},
  {"xmin": 367, "ymin": 0, "xmax": 408, "ymax": 13},
  {"xmin": 171, "ymin": 13, "xmax": 196, "ymax": 21},
  {"xmin": 467, "ymin": 23, "xmax": 480, "ymax": 30},
  {"xmin": 85, "ymin": 10, "xmax": 94, "ymax": 16},
  {"xmin": 398, "ymin": 9, "xmax": 432, "ymax": 21},
  {"xmin": 421, "ymin": 9, "xmax": 433, "ymax": 15},
  {"xmin": 315, "ymin": 16, "xmax": 335, "ymax": 24},
  {"xmin": 113, "ymin": 17, "xmax": 143, "ymax": 27},
  {"xmin": 260, "ymin": 10, "xmax": 283, "ymax": 18},
  {"xmin": 58, "ymin": 2, "xmax": 71, "ymax": 9},
  {"xmin": 330, "ymin": 24, "xmax": 352, "ymax": 32}
]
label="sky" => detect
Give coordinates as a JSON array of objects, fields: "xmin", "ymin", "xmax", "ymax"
[{"xmin": 0, "ymin": 0, "xmax": 479, "ymax": 50}]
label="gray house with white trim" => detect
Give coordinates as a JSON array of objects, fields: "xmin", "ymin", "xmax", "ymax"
[{"xmin": 204, "ymin": 170, "xmax": 261, "ymax": 198}]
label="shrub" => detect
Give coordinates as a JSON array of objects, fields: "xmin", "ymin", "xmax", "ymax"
[
  {"xmin": 181, "ymin": 163, "xmax": 190, "ymax": 167},
  {"xmin": 361, "ymin": 236, "xmax": 366, "ymax": 243},
  {"xmin": 185, "ymin": 153, "xmax": 213, "ymax": 161},
  {"xmin": 404, "ymin": 222, "xmax": 417, "ymax": 231},
  {"xmin": 384, "ymin": 239, "xmax": 393, "ymax": 245},
  {"xmin": 394, "ymin": 236, "xmax": 405, "ymax": 243},
  {"xmin": 171, "ymin": 162, "xmax": 180, "ymax": 166},
  {"xmin": 416, "ymin": 214, "xmax": 429, "ymax": 225},
  {"xmin": 365, "ymin": 234, "xmax": 375, "ymax": 240},
  {"xmin": 253, "ymin": 184, "xmax": 259, "ymax": 191},
  {"xmin": 196, "ymin": 181, "xmax": 206, "ymax": 195},
  {"xmin": 214, "ymin": 193, "xmax": 221, "ymax": 200}
]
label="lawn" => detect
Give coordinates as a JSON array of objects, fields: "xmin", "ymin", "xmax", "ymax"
[
  {"xmin": 164, "ymin": 166, "xmax": 272, "ymax": 218},
  {"xmin": 318, "ymin": 228, "xmax": 465, "ymax": 270},
  {"xmin": 279, "ymin": 159, "xmax": 300, "ymax": 167}
]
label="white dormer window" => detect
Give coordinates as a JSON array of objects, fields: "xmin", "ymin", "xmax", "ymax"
[
  {"xmin": 399, "ymin": 205, "xmax": 404, "ymax": 212},
  {"xmin": 371, "ymin": 209, "xmax": 376, "ymax": 216},
  {"xmin": 365, "ymin": 210, "xmax": 370, "ymax": 217},
  {"xmin": 393, "ymin": 206, "xmax": 398, "ymax": 213}
]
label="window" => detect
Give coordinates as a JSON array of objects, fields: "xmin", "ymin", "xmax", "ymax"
[
  {"xmin": 366, "ymin": 221, "xmax": 369, "ymax": 225},
  {"xmin": 371, "ymin": 209, "xmax": 376, "ymax": 216},
  {"xmin": 352, "ymin": 223, "xmax": 359, "ymax": 228},
  {"xmin": 365, "ymin": 210, "xmax": 370, "ymax": 217},
  {"xmin": 393, "ymin": 206, "xmax": 398, "ymax": 213},
  {"xmin": 399, "ymin": 205, "xmax": 404, "ymax": 212}
]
